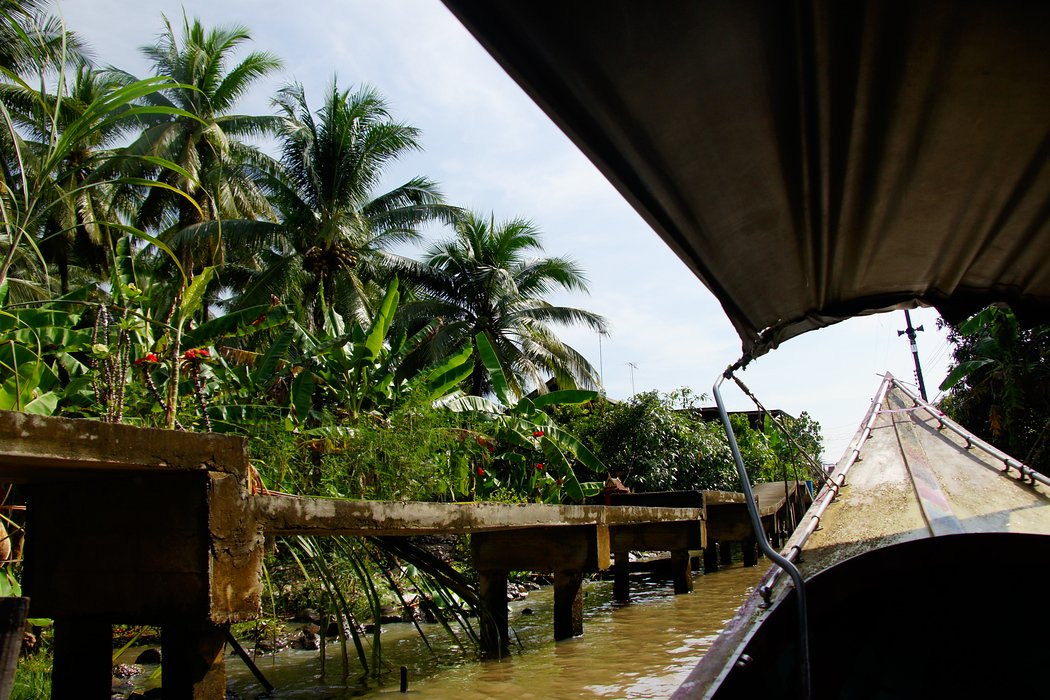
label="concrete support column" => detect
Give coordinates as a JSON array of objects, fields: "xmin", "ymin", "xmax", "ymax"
[
  {"xmin": 51, "ymin": 617, "xmax": 112, "ymax": 699},
  {"xmin": 161, "ymin": 620, "xmax": 227, "ymax": 699},
  {"xmin": 553, "ymin": 571, "xmax": 584, "ymax": 640},
  {"xmin": 703, "ymin": 544, "xmax": 720, "ymax": 573},
  {"xmin": 743, "ymin": 537, "xmax": 758, "ymax": 567},
  {"xmin": 719, "ymin": 541, "xmax": 734, "ymax": 566},
  {"xmin": 613, "ymin": 551, "xmax": 630, "ymax": 603},
  {"xmin": 477, "ymin": 569, "xmax": 509, "ymax": 657},
  {"xmin": 671, "ymin": 551, "xmax": 693, "ymax": 594}
]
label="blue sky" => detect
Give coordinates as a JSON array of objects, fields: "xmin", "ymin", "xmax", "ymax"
[{"xmin": 58, "ymin": 0, "xmax": 955, "ymax": 460}]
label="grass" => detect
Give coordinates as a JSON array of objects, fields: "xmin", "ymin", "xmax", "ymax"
[{"xmin": 11, "ymin": 652, "xmax": 51, "ymax": 700}]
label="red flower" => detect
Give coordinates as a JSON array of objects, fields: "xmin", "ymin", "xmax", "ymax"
[
  {"xmin": 183, "ymin": 348, "xmax": 210, "ymax": 361},
  {"xmin": 133, "ymin": 353, "xmax": 159, "ymax": 366},
  {"xmin": 556, "ymin": 478, "xmax": 564, "ymax": 486},
  {"xmin": 476, "ymin": 467, "xmax": 486, "ymax": 476},
  {"xmin": 536, "ymin": 463, "xmax": 545, "ymax": 471},
  {"xmin": 533, "ymin": 430, "xmax": 544, "ymax": 437}
]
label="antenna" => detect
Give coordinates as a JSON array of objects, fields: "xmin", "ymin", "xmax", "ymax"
[{"xmin": 627, "ymin": 361, "xmax": 638, "ymax": 396}]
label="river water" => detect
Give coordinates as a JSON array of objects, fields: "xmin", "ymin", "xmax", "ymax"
[{"xmin": 225, "ymin": 564, "xmax": 765, "ymax": 699}]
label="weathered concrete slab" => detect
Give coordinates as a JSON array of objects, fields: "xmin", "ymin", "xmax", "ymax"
[
  {"xmin": 257, "ymin": 495, "xmax": 702, "ymax": 536},
  {"xmin": 703, "ymin": 490, "xmax": 747, "ymax": 506},
  {"xmin": 609, "ymin": 521, "xmax": 704, "ymax": 552},
  {"xmin": 23, "ymin": 471, "xmax": 262, "ymax": 624},
  {"xmin": 752, "ymin": 481, "xmax": 808, "ymax": 517},
  {"xmin": 0, "ymin": 411, "xmax": 247, "ymax": 478},
  {"xmin": 472, "ymin": 525, "xmax": 609, "ymax": 572},
  {"xmin": 704, "ymin": 502, "xmax": 753, "ymax": 542}
]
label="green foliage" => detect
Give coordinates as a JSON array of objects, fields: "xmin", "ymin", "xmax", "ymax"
[
  {"xmin": 249, "ymin": 402, "xmax": 482, "ymax": 502},
  {"xmin": 12, "ymin": 652, "xmax": 51, "ymax": 700},
  {"xmin": 0, "ymin": 5, "xmax": 616, "ymax": 680},
  {"xmin": 939, "ymin": 307, "xmax": 1050, "ymax": 473},
  {"xmin": 0, "ymin": 292, "xmax": 90, "ymax": 414},
  {"xmin": 549, "ymin": 388, "xmax": 823, "ymax": 493},
  {"xmin": 440, "ymin": 333, "xmax": 605, "ymax": 503},
  {"xmin": 552, "ymin": 388, "xmax": 740, "ymax": 493}
]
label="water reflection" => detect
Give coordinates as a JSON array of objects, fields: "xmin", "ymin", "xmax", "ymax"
[{"xmin": 227, "ymin": 564, "xmax": 764, "ymax": 699}]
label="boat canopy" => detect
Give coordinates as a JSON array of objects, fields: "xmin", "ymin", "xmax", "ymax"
[{"xmin": 441, "ymin": 0, "xmax": 1050, "ymax": 359}]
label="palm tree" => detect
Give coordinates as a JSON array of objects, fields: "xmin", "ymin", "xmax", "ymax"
[
  {"xmin": 0, "ymin": 0, "xmax": 84, "ymax": 77},
  {"xmin": 407, "ymin": 212, "xmax": 608, "ymax": 397},
  {"xmin": 224, "ymin": 81, "xmax": 458, "ymax": 330},
  {"xmin": 27, "ymin": 65, "xmax": 142, "ymax": 293},
  {"xmin": 112, "ymin": 13, "xmax": 281, "ymax": 274}
]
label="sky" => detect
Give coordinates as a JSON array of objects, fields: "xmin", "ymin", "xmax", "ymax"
[{"xmin": 56, "ymin": 0, "xmax": 955, "ymax": 461}]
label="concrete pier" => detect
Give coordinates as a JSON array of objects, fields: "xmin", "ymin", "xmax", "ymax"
[{"xmin": 0, "ymin": 411, "xmax": 807, "ymax": 696}]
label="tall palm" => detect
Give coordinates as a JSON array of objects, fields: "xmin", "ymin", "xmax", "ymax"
[
  {"xmin": 0, "ymin": 5, "xmax": 161, "ymax": 300},
  {"xmin": 28, "ymin": 65, "xmax": 142, "ymax": 293},
  {"xmin": 114, "ymin": 13, "xmax": 281, "ymax": 274},
  {"xmin": 225, "ymin": 81, "xmax": 458, "ymax": 330},
  {"xmin": 0, "ymin": 0, "xmax": 84, "ymax": 77},
  {"xmin": 407, "ymin": 212, "xmax": 608, "ymax": 397}
]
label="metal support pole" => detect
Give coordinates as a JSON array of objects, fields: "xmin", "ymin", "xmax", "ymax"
[
  {"xmin": 898, "ymin": 310, "xmax": 928, "ymax": 401},
  {"xmin": 713, "ymin": 373, "xmax": 810, "ymax": 698}
]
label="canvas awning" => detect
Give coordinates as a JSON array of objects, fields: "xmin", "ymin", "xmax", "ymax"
[{"xmin": 442, "ymin": 0, "xmax": 1050, "ymax": 359}]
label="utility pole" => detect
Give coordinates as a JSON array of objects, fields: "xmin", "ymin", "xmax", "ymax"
[
  {"xmin": 627, "ymin": 362, "xmax": 637, "ymax": 396},
  {"xmin": 897, "ymin": 310, "xmax": 929, "ymax": 401},
  {"xmin": 598, "ymin": 332, "xmax": 604, "ymax": 394}
]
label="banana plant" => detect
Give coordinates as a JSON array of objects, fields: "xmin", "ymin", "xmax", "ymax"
[
  {"xmin": 291, "ymin": 278, "xmax": 473, "ymax": 426},
  {"xmin": 202, "ymin": 278, "xmax": 473, "ymax": 439},
  {"xmin": 440, "ymin": 332, "xmax": 605, "ymax": 502},
  {"xmin": 0, "ymin": 282, "xmax": 93, "ymax": 415}
]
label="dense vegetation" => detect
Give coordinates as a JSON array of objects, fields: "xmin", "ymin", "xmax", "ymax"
[
  {"xmin": 939, "ymin": 308, "xmax": 1050, "ymax": 475},
  {"xmin": 0, "ymin": 1, "xmax": 826, "ymax": 689}
]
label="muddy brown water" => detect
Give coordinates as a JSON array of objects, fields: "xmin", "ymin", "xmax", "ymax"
[{"xmin": 216, "ymin": 564, "xmax": 764, "ymax": 699}]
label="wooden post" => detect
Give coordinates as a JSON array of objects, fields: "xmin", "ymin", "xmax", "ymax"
[
  {"xmin": 703, "ymin": 544, "xmax": 719, "ymax": 572},
  {"xmin": 51, "ymin": 617, "xmax": 112, "ymax": 699},
  {"xmin": 671, "ymin": 551, "xmax": 693, "ymax": 594},
  {"xmin": 161, "ymin": 620, "xmax": 227, "ymax": 698},
  {"xmin": 478, "ymin": 570, "xmax": 509, "ymax": 657},
  {"xmin": 0, "ymin": 597, "xmax": 28, "ymax": 699},
  {"xmin": 613, "ymin": 551, "xmax": 630, "ymax": 603},
  {"xmin": 553, "ymin": 571, "xmax": 584, "ymax": 640}
]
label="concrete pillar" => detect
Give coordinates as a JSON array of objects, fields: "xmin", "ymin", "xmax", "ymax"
[
  {"xmin": 743, "ymin": 537, "xmax": 758, "ymax": 567},
  {"xmin": 703, "ymin": 544, "xmax": 719, "ymax": 573},
  {"xmin": 477, "ymin": 570, "xmax": 509, "ymax": 657},
  {"xmin": 671, "ymin": 551, "xmax": 693, "ymax": 594},
  {"xmin": 51, "ymin": 617, "xmax": 112, "ymax": 699},
  {"xmin": 553, "ymin": 571, "xmax": 584, "ymax": 640},
  {"xmin": 719, "ymin": 540, "xmax": 734, "ymax": 566},
  {"xmin": 0, "ymin": 597, "xmax": 28, "ymax": 700},
  {"xmin": 161, "ymin": 620, "xmax": 227, "ymax": 698},
  {"xmin": 613, "ymin": 551, "xmax": 630, "ymax": 603}
]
